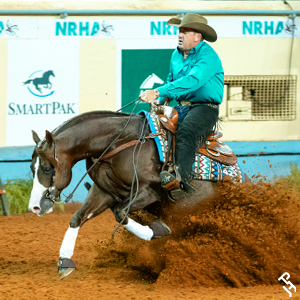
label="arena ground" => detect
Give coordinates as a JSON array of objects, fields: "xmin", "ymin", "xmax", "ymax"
[{"xmin": 0, "ymin": 179, "xmax": 300, "ymax": 300}]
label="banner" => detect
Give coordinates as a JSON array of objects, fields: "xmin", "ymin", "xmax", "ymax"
[
  {"xmin": 0, "ymin": 17, "xmax": 298, "ymax": 39},
  {"xmin": 7, "ymin": 40, "xmax": 79, "ymax": 146}
]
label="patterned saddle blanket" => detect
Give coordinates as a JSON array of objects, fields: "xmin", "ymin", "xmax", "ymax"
[{"xmin": 139, "ymin": 111, "xmax": 244, "ymax": 182}]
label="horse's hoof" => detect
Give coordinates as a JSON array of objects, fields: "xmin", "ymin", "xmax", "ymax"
[
  {"xmin": 59, "ymin": 267, "xmax": 75, "ymax": 279},
  {"xmin": 168, "ymin": 187, "xmax": 185, "ymax": 202},
  {"xmin": 57, "ymin": 258, "xmax": 76, "ymax": 280},
  {"xmin": 150, "ymin": 220, "xmax": 172, "ymax": 239}
]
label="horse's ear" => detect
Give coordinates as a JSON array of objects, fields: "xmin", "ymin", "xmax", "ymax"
[
  {"xmin": 32, "ymin": 130, "xmax": 41, "ymax": 145},
  {"xmin": 45, "ymin": 130, "xmax": 54, "ymax": 147},
  {"xmin": 45, "ymin": 130, "xmax": 58, "ymax": 166}
]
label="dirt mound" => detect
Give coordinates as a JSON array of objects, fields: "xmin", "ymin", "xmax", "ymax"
[{"xmin": 94, "ymin": 177, "xmax": 300, "ymax": 288}]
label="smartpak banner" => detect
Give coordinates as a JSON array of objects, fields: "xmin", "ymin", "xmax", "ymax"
[{"xmin": 7, "ymin": 40, "xmax": 79, "ymax": 146}]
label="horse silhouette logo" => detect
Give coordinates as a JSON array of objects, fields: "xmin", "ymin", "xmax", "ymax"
[
  {"xmin": 5, "ymin": 20, "xmax": 19, "ymax": 36},
  {"xmin": 285, "ymin": 19, "xmax": 297, "ymax": 36},
  {"xmin": 23, "ymin": 70, "xmax": 55, "ymax": 97},
  {"xmin": 100, "ymin": 21, "xmax": 114, "ymax": 37}
]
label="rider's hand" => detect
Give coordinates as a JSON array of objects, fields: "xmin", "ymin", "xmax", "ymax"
[{"xmin": 140, "ymin": 90, "xmax": 157, "ymax": 103}]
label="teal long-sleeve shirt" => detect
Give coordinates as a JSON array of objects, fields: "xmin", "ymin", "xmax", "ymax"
[{"xmin": 157, "ymin": 41, "xmax": 224, "ymax": 104}]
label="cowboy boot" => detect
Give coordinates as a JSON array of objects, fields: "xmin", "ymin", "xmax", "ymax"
[{"xmin": 181, "ymin": 178, "xmax": 196, "ymax": 193}]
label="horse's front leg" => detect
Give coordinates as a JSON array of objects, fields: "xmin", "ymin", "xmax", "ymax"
[{"xmin": 58, "ymin": 183, "xmax": 113, "ymax": 279}]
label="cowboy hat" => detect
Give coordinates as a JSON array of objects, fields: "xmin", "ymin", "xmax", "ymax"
[{"xmin": 167, "ymin": 13, "xmax": 217, "ymax": 42}]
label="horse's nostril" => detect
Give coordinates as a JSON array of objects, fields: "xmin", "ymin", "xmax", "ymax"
[{"xmin": 32, "ymin": 206, "xmax": 41, "ymax": 214}]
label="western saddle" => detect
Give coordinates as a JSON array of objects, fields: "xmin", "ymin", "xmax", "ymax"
[{"xmin": 152, "ymin": 104, "xmax": 237, "ymax": 171}]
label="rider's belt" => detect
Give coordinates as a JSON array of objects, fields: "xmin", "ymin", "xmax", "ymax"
[
  {"xmin": 207, "ymin": 103, "xmax": 219, "ymax": 109},
  {"xmin": 179, "ymin": 101, "xmax": 219, "ymax": 108},
  {"xmin": 180, "ymin": 100, "xmax": 192, "ymax": 106}
]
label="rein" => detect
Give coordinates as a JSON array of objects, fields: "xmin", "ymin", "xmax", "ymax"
[
  {"xmin": 45, "ymin": 99, "xmax": 160, "ymax": 236},
  {"xmin": 46, "ymin": 97, "xmax": 162, "ymax": 239},
  {"xmin": 111, "ymin": 114, "xmax": 148, "ymax": 235},
  {"xmin": 100, "ymin": 131, "xmax": 164, "ymax": 161},
  {"xmin": 47, "ymin": 98, "xmax": 144, "ymax": 204}
]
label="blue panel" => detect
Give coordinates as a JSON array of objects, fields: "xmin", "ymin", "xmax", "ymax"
[
  {"xmin": 227, "ymin": 141, "xmax": 300, "ymax": 155},
  {"xmin": 237, "ymin": 155, "xmax": 300, "ymax": 182},
  {"xmin": 0, "ymin": 158, "xmax": 92, "ymax": 203},
  {"xmin": 1, "ymin": 141, "xmax": 300, "ymax": 202},
  {"xmin": 0, "ymin": 145, "xmax": 35, "ymax": 161}
]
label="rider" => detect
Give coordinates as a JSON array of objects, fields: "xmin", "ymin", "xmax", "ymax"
[{"xmin": 140, "ymin": 13, "xmax": 224, "ymax": 199}]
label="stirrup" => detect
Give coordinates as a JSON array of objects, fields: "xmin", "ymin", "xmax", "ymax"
[{"xmin": 159, "ymin": 165, "xmax": 181, "ymax": 191}]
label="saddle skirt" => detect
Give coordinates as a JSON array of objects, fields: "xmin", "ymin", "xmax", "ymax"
[
  {"xmin": 138, "ymin": 111, "xmax": 244, "ymax": 182},
  {"xmin": 198, "ymin": 131, "xmax": 238, "ymax": 166}
]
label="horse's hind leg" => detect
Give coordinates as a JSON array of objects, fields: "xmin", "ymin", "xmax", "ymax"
[
  {"xmin": 111, "ymin": 204, "xmax": 155, "ymax": 241},
  {"xmin": 111, "ymin": 186, "xmax": 171, "ymax": 241},
  {"xmin": 58, "ymin": 184, "xmax": 113, "ymax": 279},
  {"xmin": 34, "ymin": 83, "xmax": 42, "ymax": 93}
]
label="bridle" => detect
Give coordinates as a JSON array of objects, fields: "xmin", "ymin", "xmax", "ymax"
[
  {"xmin": 40, "ymin": 98, "xmax": 164, "ymax": 208},
  {"xmin": 36, "ymin": 139, "xmax": 61, "ymax": 204},
  {"xmin": 45, "ymin": 173, "xmax": 58, "ymax": 204},
  {"xmin": 39, "ymin": 98, "xmax": 144, "ymax": 205}
]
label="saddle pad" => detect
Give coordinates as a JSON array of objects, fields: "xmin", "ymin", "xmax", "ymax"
[
  {"xmin": 193, "ymin": 153, "xmax": 243, "ymax": 182},
  {"xmin": 138, "ymin": 111, "xmax": 168, "ymax": 162},
  {"xmin": 138, "ymin": 111, "xmax": 244, "ymax": 182}
]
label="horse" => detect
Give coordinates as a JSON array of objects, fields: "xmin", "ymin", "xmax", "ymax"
[
  {"xmin": 23, "ymin": 70, "xmax": 55, "ymax": 93},
  {"xmin": 28, "ymin": 110, "xmax": 225, "ymax": 279}
]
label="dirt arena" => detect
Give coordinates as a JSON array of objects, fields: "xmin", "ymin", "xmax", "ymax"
[{"xmin": 0, "ymin": 178, "xmax": 300, "ymax": 300}]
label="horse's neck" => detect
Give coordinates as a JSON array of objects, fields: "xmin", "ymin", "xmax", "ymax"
[{"xmin": 56, "ymin": 116, "xmax": 145, "ymax": 165}]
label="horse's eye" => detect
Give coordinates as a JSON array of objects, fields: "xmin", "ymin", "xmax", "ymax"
[{"xmin": 44, "ymin": 167, "xmax": 51, "ymax": 174}]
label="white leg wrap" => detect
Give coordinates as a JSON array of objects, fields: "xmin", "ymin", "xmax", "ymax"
[
  {"xmin": 59, "ymin": 227, "xmax": 79, "ymax": 259},
  {"xmin": 123, "ymin": 218, "xmax": 154, "ymax": 241}
]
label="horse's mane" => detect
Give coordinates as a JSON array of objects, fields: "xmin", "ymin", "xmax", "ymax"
[{"xmin": 52, "ymin": 110, "xmax": 143, "ymax": 136}]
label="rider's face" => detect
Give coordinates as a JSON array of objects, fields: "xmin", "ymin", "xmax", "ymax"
[{"xmin": 178, "ymin": 27, "xmax": 201, "ymax": 51}]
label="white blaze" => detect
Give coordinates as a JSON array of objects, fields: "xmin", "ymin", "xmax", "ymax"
[{"xmin": 28, "ymin": 158, "xmax": 47, "ymax": 214}]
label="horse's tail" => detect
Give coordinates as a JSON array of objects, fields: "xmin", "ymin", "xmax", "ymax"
[{"xmin": 23, "ymin": 79, "xmax": 32, "ymax": 85}]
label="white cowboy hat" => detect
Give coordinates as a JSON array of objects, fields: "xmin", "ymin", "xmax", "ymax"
[{"xmin": 167, "ymin": 13, "xmax": 217, "ymax": 42}]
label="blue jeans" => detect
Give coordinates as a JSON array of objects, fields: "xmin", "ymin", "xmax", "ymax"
[{"xmin": 174, "ymin": 104, "xmax": 190, "ymax": 125}]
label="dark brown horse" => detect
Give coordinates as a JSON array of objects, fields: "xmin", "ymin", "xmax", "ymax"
[{"xmin": 28, "ymin": 110, "xmax": 217, "ymax": 279}]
